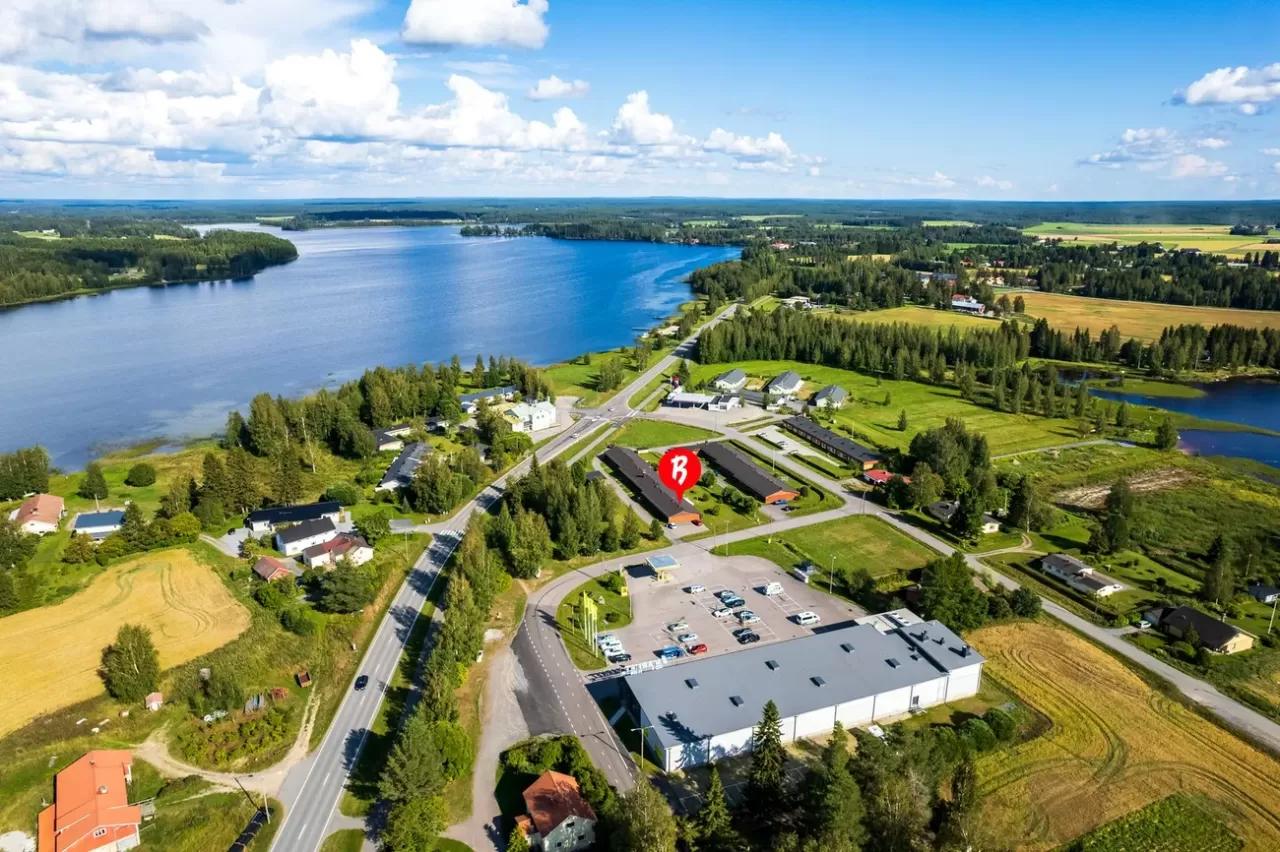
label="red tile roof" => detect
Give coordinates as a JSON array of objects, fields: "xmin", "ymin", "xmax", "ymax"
[
  {"xmin": 14, "ymin": 493, "xmax": 64, "ymax": 528},
  {"xmin": 522, "ymin": 771, "xmax": 596, "ymax": 837},
  {"xmin": 302, "ymin": 533, "xmax": 371, "ymax": 563},
  {"xmin": 39, "ymin": 750, "xmax": 141, "ymax": 852},
  {"xmin": 252, "ymin": 556, "xmax": 297, "ymax": 582}
]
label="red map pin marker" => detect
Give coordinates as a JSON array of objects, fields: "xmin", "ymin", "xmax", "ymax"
[{"xmin": 658, "ymin": 447, "xmax": 702, "ymax": 505}]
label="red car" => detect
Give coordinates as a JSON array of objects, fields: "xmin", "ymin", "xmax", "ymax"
[{"xmin": 688, "ymin": 643, "xmax": 709, "ymax": 655}]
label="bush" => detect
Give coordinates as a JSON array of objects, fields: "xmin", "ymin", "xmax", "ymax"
[
  {"xmin": 1009, "ymin": 587, "xmax": 1042, "ymax": 618},
  {"xmin": 1169, "ymin": 641, "xmax": 1196, "ymax": 662},
  {"xmin": 124, "ymin": 463, "xmax": 157, "ymax": 487},
  {"xmin": 983, "ymin": 707, "xmax": 1016, "ymax": 741},
  {"xmin": 280, "ymin": 606, "xmax": 318, "ymax": 636},
  {"xmin": 323, "ymin": 482, "xmax": 362, "ymax": 505},
  {"xmin": 959, "ymin": 718, "xmax": 997, "ymax": 753}
]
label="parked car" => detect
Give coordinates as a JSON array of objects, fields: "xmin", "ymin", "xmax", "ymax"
[
  {"xmin": 737, "ymin": 632, "xmax": 761, "ymax": 645},
  {"xmin": 608, "ymin": 653, "xmax": 633, "ymax": 664},
  {"xmin": 732, "ymin": 627, "xmax": 755, "ymax": 638},
  {"xmin": 595, "ymin": 634, "xmax": 618, "ymax": 646},
  {"xmin": 775, "ymin": 499, "xmax": 789, "ymax": 506},
  {"xmin": 711, "ymin": 607, "xmax": 734, "ymax": 618},
  {"xmin": 667, "ymin": 620, "xmax": 689, "ymax": 632},
  {"xmin": 737, "ymin": 610, "xmax": 760, "ymax": 624},
  {"xmin": 692, "ymin": 519, "xmax": 703, "ymax": 526},
  {"xmin": 760, "ymin": 582, "xmax": 784, "ymax": 596},
  {"xmin": 794, "ymin": 611, "xmax": 820, "ymax": 626},
  {"xmin": 688, "ymin": 643, "xmax": 708, "ymax": 655},
  {"xmin": 716, "ymin": 589, "xmax": 737, "ymax": 601},
  {"xmin": 721, "ymin": 595, "xmax": 746, "ymax": 608},
  {"xmin": 677, "ymin": 632, "xmax": 699, "ymax": 644},
  {"xmin": 354, "ymin": 675, "xmax": 369, "ymax": 691},
  {"xmin": 687, "ymin": 584, "xmax": 706, "ymax": 594},
  {"xmin": 658, "ymin": 646, "xmax": 684, "ymax": 660}
]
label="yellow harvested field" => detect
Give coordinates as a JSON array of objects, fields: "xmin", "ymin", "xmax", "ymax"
[
  {"xmin": 973, "ymin": 621, "xmax": 1280, "ymax": 851},
  {"xmin": 1014, "ymin": 290, "xmax": 1280, "ymax": 342},
  {"xmin": 0, "ymin": 549, "xmax": 250, "ymax": 736},
  {"xmin": 1023, "ymin": 222, "xmax": 1278, "ymax": 257}
]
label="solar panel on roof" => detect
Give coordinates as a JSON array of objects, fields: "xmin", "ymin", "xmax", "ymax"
[
  {"xmin": 686, "ymin": 678, "xmax": 699, "ymax": 689},
  {"xmin": 811, "ymin": 676, "xmax": 826, "ymax": 686},
  {"xmin": 730, "ymin": 695, "xmax": 744, "ymax": 706}
]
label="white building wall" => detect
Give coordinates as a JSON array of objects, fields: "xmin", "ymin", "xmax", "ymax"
[
  {"xmin": 708, "ymin": 726, "xmax": 755, "ymax": 764},
  {"xmin": 872, "ymin": 686, "xmax": 912, "ymax": 720},
  {"xmin": 910, "ymin": 677, "xmax": 949, "ymax": 711},
  {"xmin": 279, "ymin": 529, "xmax": 337, "ymax": 557},
  {"xmin": 945, "ymin": 664, "xmax": 983, "ymax": 702},
  {"xmin": 836, "ymin": 696, "xmax": 875, "ymax": 727},
  {"xmin": 794, "ymin": 706, "xmax": 836, "ymax": 739}
]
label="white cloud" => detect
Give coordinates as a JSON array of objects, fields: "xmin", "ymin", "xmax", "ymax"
[
  {"xmin": 0, "ymin": 0, "xmax": 208, "ymax": 59},
  {"xmin": 260, "ymin": 39, "xmax": 400, "ymax": 138},
  {"xmin": 1175, "ymin": 64, "xmax": 1280, "ymax": 112},
  {"xmin": 1170, "ymin": 153, "xmax": 1228, "ymax": 178},
  {"xmin": 893, "ymin": 171, "xmax": 955, "ymax": 188},
  {"xmin": 0, "ymin": 138, "xmax": 223, "ymax": 179},
  {"xmin": 1262, "ymin": 147, "xmax": 1280, "ymax": 156},
  {"xmin": 100, "ymin": 67, "xmax": 234, "ymax": 97},
  {"xmin": 606, "ymin": 90, "xmax": 690, "ymax": 147},
  {"xmin": 703, "ymin": 128, "xmax": 791, "ymax": 162},
  {"xmin": 1274, "ymin": 161, "xmax": 1280, "ymax": 175},
  {"xmin": 1080, "ymin": 127, "xmax": 1179, "ymax": 167},
  {"xmin": 527, "ymin": 74, "xmax": 589, "ymax": 100},
  {"xmin": 808, "ymin": 166, "xmax": 820, "ymax": 177},
  {"xmin": 403, "ymin": 0, "xmax": 550, "ymax": 50},
  {"xmin": 1195, "ymin": 137, "xmax": 1230, "ymax": 149},
  {"xmin": 975, "ymin": 174, "xmax": 1014, "ymax": 191}
]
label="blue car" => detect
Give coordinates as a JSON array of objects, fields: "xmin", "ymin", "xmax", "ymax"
[{"xmin": 658, "ymin": 646, "xmax": 684, "ymax": 660}]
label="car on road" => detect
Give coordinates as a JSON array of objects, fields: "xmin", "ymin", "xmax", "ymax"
[
  {"xmin": 667, "ymin": 620, "xmax": 689, "ymax": 632},
  {"xmin": 657, "ymin": 646, "xmax": 684, "ymax": 659},
  {"xmin": 737, "ymin": 632, "xmax": 761, "ymax": 645},
  {"xmin": 354, "ymin": 675, "xmax": 369, "ymax": 691},
  {"xmin": 711, "ymin": 607, "xmax": 734, "ymax": 618},
  {"xmin": 737, "ymin": 610, "xmax": 760, "ymax": 624},
  {"xmin": 686, "ymin": 584, "xmax": 706, "ymax": 594},
  {"xmin": 688, "ymin": 643, "xmax": 708, "ymax": 655},
  {"xmin": 608, "ymin": 653, "xmax": 632, "ymax": 664},
  {"xmin": 677, "ymin": 632, "xmax": 698, "ymax": 644},
  {"xmin": 667, "ymin": 522, "xmax": 676, "ymax": 529},
  {"xmin": 794, "ymin": 611, "xmax": 820, "ymax": 626}
]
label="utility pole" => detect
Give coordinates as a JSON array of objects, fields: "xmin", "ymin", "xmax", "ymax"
[
  {"xmin": 1270, "ymin": 595, "xmax": 1277, "ymax": 636},
  {"xmin": 829, "ymin": 555, "xmax": 835, "ymax": 596},
  {"xmin": 632, "ymin": 724, "xmax": 654, "ymax": 775}
]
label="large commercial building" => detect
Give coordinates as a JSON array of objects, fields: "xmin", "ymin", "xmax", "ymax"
[
  {"xmin": 619, "ymin": 612, "xmax": 984, "ymax": 772},
  {"xmin": 245, "ymin": 501, "xmax": 342, "ymax": 534},
  {"xmin": 600, "ymin": 446, "xmax": 700, "ymax": 524},
  {"xmin": 782, "ymin": 416, "xmax": 882, "ymax": 470},
  {"xmin": 696, "ymin": 442, "xmax": 798, "ymax": 504}
]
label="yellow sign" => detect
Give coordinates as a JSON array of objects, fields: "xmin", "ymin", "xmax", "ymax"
[{"xmin": 581, "ymin": 592, "xmax": 599, "ymax": 649}]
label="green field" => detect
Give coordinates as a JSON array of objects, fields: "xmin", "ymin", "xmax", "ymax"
[
  {"xmin": 545, "ymin": 353, "xmax": 641, "ymax": 407},
  {"xmin": 1064, "ymin": 794, "xmax": 1242, "ymax": 852},
  {"xmin": 320, "ymin": 830, "xmax": 366, "ymax": 852},
  {"xmin": 845, "ymin": 305, "xmax": 997, "ymax": 332},
  {"xmin": 611, "ymin": 418, "xmax": 720, "ymax": 449}
]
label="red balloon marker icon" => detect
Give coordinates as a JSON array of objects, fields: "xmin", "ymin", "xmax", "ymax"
[{"xmin": 658, "ymin": 448, "xmax": 702, "ymax": 505}]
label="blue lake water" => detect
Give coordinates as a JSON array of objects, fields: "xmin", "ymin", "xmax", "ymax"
[{"xmin": 0, "ymin": 226, "xmax": 738, "ymax": 468}]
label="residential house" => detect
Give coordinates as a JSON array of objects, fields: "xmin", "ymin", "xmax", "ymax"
[
  {"xmin": 1039, "ymin": 553, "xmax": 1123, "ymax": 598},
  {"xmin": 712, "ymin": 368, "xmax": 748, "ymax": 392},
  {"xmin": 9, "ymin": 493, "xmax": 65, "ymax": 535},
  {"xmin": 275, "ymin": 518, "xmax": 338, "ymax": 558},
  {"xmin": 245, "ymin": 502, "xmax": 342, "ymax": 535},
  {"xmin": 302, "ymin": 533, "xmax": 374, "ymax": 570},
  {"xmin": 517, "ymin": 771, "xmax": 597, "ymax": 852},
  {"xmin": 862, "ymin": 469, "xmax": 909, "ymax": 487},
  {"xmin": 37, "ymin": 750, "xmax": 141, "ymax": 852},
  {"xmin": 1147, "ymin": 605, "xmax": 1254, "ymax": 654},
  {"xmin": 504, "ymin": 400, "xmax": 558, "ymax": 433},
  {"xmin": 1248, "ymin": 584, "xmax": 1280, "ymax": 605},
  {"xmin": 371, "ymin": 423, "xmax": 414, "ymax": 452},
  {"xmin": 782, "ymin": 417, "xmax": 881, "ymax": 470},
  {"xmin": 424, "ymin": 416, "xmax": 449, "ymax": 433},
  {"xmin": 72, "ymin": 510, "xmax": 125, "ymax": 541},
  {"xmin": 810, "ymin": 385, "xmax": 847, "ymax": 409},
  {"xmin": 925, "ymin": 501, "xmax": 1000, "ymax": 534},
  {"xmin": 459, "ymin": 385, "xmax": 517, "ymax": 415},
  {"xmin": 951, "ymin": 295, "xmax": 985, "ymax": 313},
  {"xmin": 252, "ymin": 556, "xmax": 301, "ymax": 583},
  {"xmin": 766, "ymin": 371, "xmax": 803, "ymax": 398},
  {"xmin": 696, "ymin": 442, "xmax": 799, "ymax": 504},
  {"xmin": 780, "ymin": 295, "xmax": 819, "ymax": 309},
  {"xmin": 376, "ymin": 443, "xmax": 430, "ymax": 492}
]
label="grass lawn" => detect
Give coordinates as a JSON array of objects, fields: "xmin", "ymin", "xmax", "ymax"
[
  {"xmin": 611, "ymin": 418, "xmax": 721, "ymax": 449},
  {"xmin": 320, "ymin": 830, "xmax": 366, "ymax": 852},
  {"xmin": 841, "ymin": 305, "xmax": 997, "ymax": 333},
  {"xmin": 971, "ymin": 619, "xmax": 1280, "ymax": 850},
  {"xmin": 545, "ymin": 353, "xmax": 642, "ymax": 407},
  {"xmin": 895, "ymin": 508, "xmax": 1022, "ymax": 554},
  {"xmin": 691, "ymin": 360, "xmax": 1082, "ymax": 457},
  {"xmin": 1010, "ymin": 289, "xmax": 1280, "ymax": 342},
  {"xmin": 141, "ymin": 793, "xmax": 282, "ymax": 852},
  {"xmin": 1084, "ymin": 376, "xmax": 1207, "ymax": 399},
  {"xmin": 1066, "ymin": 794, "xmax": 1242, "ymax": 852},
  {"xmin": 627, "ymin": 371, "xmax": 672, "ymax": 409},
  {"xmin": 557, "ymin": 574, "xmax": 635, "ymax": 670}
]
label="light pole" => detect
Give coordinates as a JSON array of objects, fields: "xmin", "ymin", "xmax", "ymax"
[
  {"xmin": 632, "ymin": 724, "xmax": 654, "ymax": 775},
  {"xmin": 829, "ymin": 555, "xmax": 835, "ymax": 596}
]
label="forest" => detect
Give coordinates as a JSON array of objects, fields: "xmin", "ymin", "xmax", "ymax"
[{"xmin": 0, "ymin": 228, "xmax": 298, "ymax": 306}]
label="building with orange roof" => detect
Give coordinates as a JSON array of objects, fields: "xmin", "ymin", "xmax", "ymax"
[
  {"xmin": 37, "ymin": 750, "xmax": 141, "ymax": 852},
  {"xmin": 519, "ymin": 770, "xmax": 596, "ymax": 851},
  {"xmin": 9, "ymin": 493, "xmax": 65, "ymax": 535}
]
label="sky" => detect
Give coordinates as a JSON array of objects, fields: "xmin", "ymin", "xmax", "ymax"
[{"xmin": 0, "ymin": 0, "xmax": 1277, "ymax": 200}]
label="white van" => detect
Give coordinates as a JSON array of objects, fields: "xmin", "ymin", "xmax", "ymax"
[
  {"xmin": 794, "ymin": 611, "xmax": 820, "ymax": 626},
  {"xmin": 761, "ymin": 582, "xmax": 784, "ymax": 597}
]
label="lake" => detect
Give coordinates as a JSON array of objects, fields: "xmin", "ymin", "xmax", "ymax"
[
  {"xmin": 1090, "ymin": 378, "xmax": 1280, "ymax": 466},
  {"xmin": 0, "ymin": 226, "xmax": 738, "ymax": 468}
]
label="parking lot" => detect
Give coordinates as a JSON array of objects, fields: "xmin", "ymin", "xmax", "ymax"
[{"xmin": 603, "ymin": 549, "xmax": 865, "ymax": 669}]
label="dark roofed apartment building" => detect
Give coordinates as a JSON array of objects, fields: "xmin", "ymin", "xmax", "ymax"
[
  {"xmin": 245, "ymin": 501, "xmax": 342, "ymax": 534},
  {"xmin": 782, "ymin": 417, "xmax": 881, "ymax": 470},
  {"xmin": 600, "ymin": 446, "xmax": 700, "ymax": 524},
  {"xmin": 697, "ymin": 442, "xmax": 798, "ymax": 504}
]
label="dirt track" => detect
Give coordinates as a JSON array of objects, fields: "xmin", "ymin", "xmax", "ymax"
[{"xmin": 1054, "ymin": 468, "xmax": 1198, "ymax": 509}]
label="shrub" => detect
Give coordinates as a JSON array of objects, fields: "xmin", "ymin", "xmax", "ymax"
[
  {"xmin": 959, "ymin": 718, "xmax": 997, "ymax": 753},
  {"xmin": 323, "ymin": 482, "xmax": 362, "ymax": 505},
  {"xmin": 124, "ymin": 463, "xmax": 157, "ymax": 487},
  {"xmin": 1169, "ymin": 641, "xmax": 1196, "ymax": 662},
  {"xmin": 280, "ymin": 606, "xmax": 318, "ymax": 636},
  {"xmin": 983, "ymin": 707, "xmax": 1016, "ymax": 741}
]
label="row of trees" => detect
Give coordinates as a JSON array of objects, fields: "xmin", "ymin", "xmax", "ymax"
[{"xmin": 0, "ymin": 446, "xmax": 50, "ymax": 501}]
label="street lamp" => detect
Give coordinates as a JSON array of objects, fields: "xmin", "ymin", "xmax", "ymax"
[
  {"xmin": 632, "ymin": 724, "xmax": 654, "ymax": 775},
  {"xmin": 829, "ymin": 555, "xmax": 835, "ymax": 596}
]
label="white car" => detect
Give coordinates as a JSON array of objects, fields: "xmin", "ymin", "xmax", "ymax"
[
  {"xmin": 595, "ymin": 634, "xmax": 618, "ymax": 646},
  {"xmin": 737, "ymin": 610, "xmax": 760, "ymax": 625},
  {"xmin": 677, "ymin": 632, "xmax": 698, "ymax": 644},
  {"xmin": 760, "ymin": 582, "xmax": 784, "ymax": 596},
  {"xmin": 687, "ymin": 584, "xmax": 706, "ymax": 594},
  {"xmin": 667, "ymin": 620, "xmax": 689, "ymax": 633},
  {"xmin": 794, "ymin": 611, "xmax": 820, "ymax": 626},
  {"xmin": 711, "ymin": 607, "xmax": 734, "ymax": 619}
]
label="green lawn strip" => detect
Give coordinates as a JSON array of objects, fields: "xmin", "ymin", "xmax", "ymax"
[
  {"xmin": 892, "ymin": 509, "xmax": 1021, "ymax": 555},
  {"xmin": 1065, "ymin": 794, "xmax": 1242, "ymax": 852},
  {"xmin": 1084, "ymin": 377, "xmax": 1208, "ymax": 399},
  {"xmin": 627, "ymin": 371, "xmax": 672, "ymax": 409},
  {"xmin": 558, "ymin": 423, "xmax": 614, "ymax": 464},
  {"xmin": 320, "ymin": 829, "xmax": 366, "ymax": 852},
  {"xmin": 545, "ymin": 353, "xmax": 642, "ymax": 407},
  {"xmin": 140, "ymin": 792, "xmax": 283, "ymax": 852},
  {"xmin": 556, "ymin": 574, "xmax": 635, "ymax": 671},
  {"xmin": 436, "ymin": 840, "xmax": 477, "ymax": 852},
  {"xmin": 340, "ymin": 560, "xmax": 444, "ymax": 816},
  {"xmin": 610, "ymin": 418, "xmax": 721, "ymax": 449}
]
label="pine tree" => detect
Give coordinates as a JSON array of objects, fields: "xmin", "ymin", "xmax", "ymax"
[
  {"xmin": 897, "ymin": 409, "xmax": 909, "ymax": 432},
  {"xmin": 1154, "ymin": 416, "xmax": 1179, "ymax": 450},
  {"xmin": 201, "ymin": 453, "xmax": 230, "ymax": 508},
  {"xmin": 78, "ymin": 462, "xmax": 108, "ymax": 500},
  {"xmin": 620, "ymin": 510, "xmax": 643, "ymax": 549},
  {"xmin": 747, "ymin": 700, "xmax": 788, "ymax": 818},
  {"xmin": 695, "ymin": 764, "xmax": 739, "ymax": 852}
]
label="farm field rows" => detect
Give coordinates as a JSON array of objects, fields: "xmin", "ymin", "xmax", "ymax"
[
  {"xmin": 1009, "ymin": 290, "xmax": 1280, "ymax": 342},
  {"xmin": 1022, "ymin": 222, "xmax": 1280, "ymax": 257},
  {"xmin": 0, "ymin": 549, "xmax": 250, "ymax": 736},
  {"xmin": 972, "ymin": 620, "xmax": 1280, "ymax": 851}
]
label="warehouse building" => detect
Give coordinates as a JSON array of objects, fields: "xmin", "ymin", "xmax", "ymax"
[
  {"xmin": 782, "ymin": 416, "xmax": 882, "ymax": 470},
  {"xmin": 696, "ymin": 442, "xmax": 798, "ymax": 504},
  {"xmin": 618, "ymin": 612, "xmax": 983, "ymax": 772},
  {"xmin": 600, "ymin": 446, "xmax": 701, "ymax": 524}
]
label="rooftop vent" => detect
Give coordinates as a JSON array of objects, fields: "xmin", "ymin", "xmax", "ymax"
[
  {"xmin": 730, "ymin": 695, "xmax": 744, "ymax": 707},
  {"xmin": 811, "ymin": 676, "xmax": 826, "ymax": 687},
  {"xmin": 961, "ymin": 645, "xmax": 972, "ymax": 657},
  {"xmin": 97, "ymin": 785, "xmax": 109, "ymax": 795},
  {"xmin": 934, "ymin": 636, "xmax": 945, "ymax": 645},
  {"xmin": 685, "ymin": 678, "xmax": 699, "ymax": 690},
  {"xmin": 766, "ymin": 660, "xmax": 781, "ymax": 670},
  {"xmin": 887, "ymin": 658, "xmax": 901, "ymax": 668},
  {"xmin": 840, "ymin": 643, "xmax": 855, "ymax": 653}
]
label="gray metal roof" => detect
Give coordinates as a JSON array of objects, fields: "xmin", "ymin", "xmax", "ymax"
[
  {"xmin": 623, "ymin": 619, "xmax": 983, "ymax": 750},
  {"xmin": 715, "ymin": 368, "xmax": 746, "ymax": 385},
  {"xmin": 813, "ymin": 384, "xmax": 847, "ymax": 403},
  {"xmin": 379, "ymin": 442, "xmax": 430, "ymax": 488},
  {"xmin": 766, "ymin": 371, "xmax": 802, "ymax": 392},
  {"xmin": 459, "ymin": 385, "xmax": 517, "ymax": 405},
  {"xmin": 1042, "ymin": 553, "xmax": 1091, "ymax": 575},
  {"xmin": 600, "ymin": 446, "xmax": 699, "ymax": 521},
  {"xmin": 74, "ymin": 510, "xmax": 125, "ymax": 529},
  {"xmin": 782, "ymin": 417, "xmax": 881, "ymax": 464}
]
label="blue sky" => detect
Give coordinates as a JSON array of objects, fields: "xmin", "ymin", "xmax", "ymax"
[{"xmin": 0, "ymin": 0, "xmax": 1277, "ymax": 199}]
